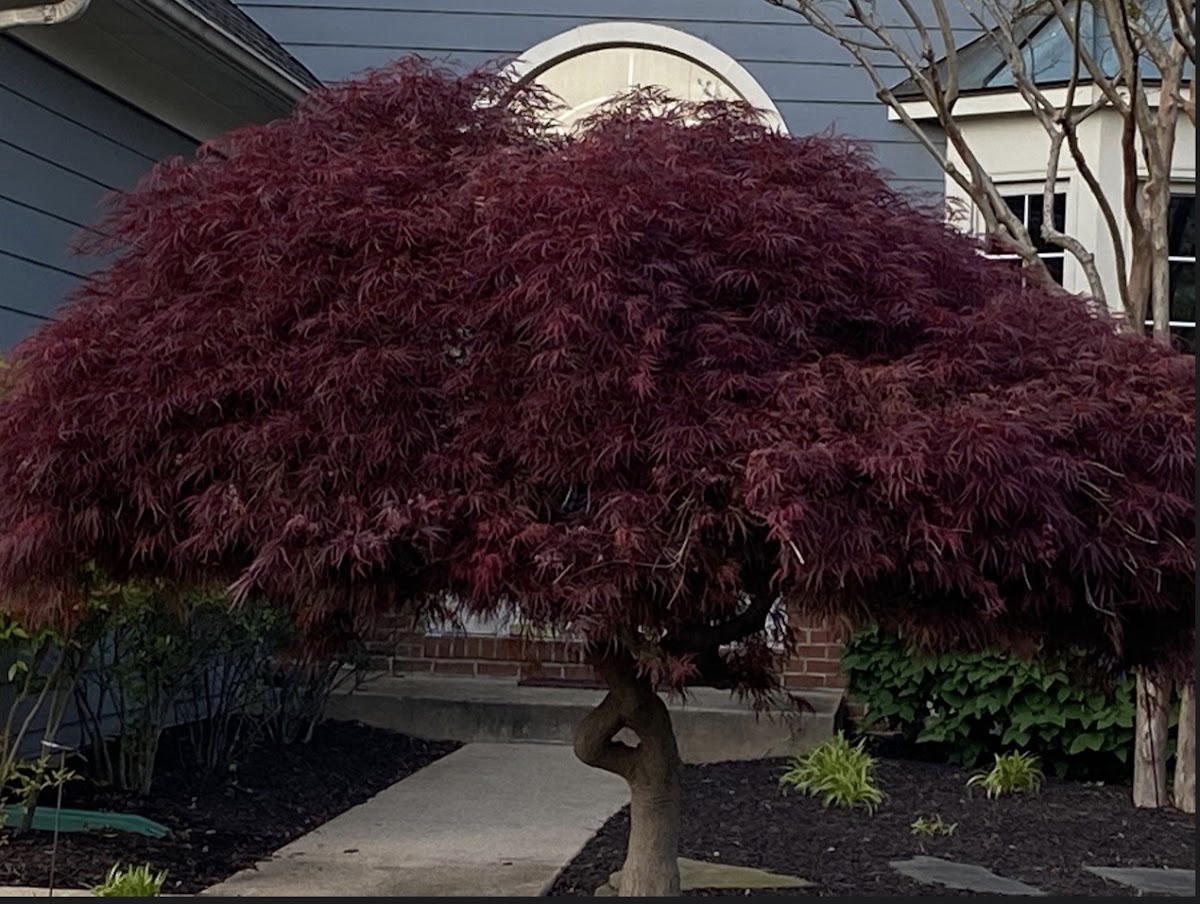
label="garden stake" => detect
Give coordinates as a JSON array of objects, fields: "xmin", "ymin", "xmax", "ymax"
[{"xmin": 41, "ymin": 739, "xmax": 74, "ymax": 898}]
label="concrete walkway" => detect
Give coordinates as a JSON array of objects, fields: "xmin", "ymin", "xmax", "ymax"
[{"xmin": 202, "ymin": 742, "xmax": 627, "ymax": 898}]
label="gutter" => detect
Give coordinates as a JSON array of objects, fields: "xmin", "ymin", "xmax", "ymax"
[
  {"xmin": 0, "ymin": 0, "xmax": 91, "ymax": 31},
  {"xmin": 137, "ymin": 0, "xmax": 313, "ymax": 102}
]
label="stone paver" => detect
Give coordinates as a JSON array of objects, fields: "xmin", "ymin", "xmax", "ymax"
[
  {"xmin": 1084, "ymin": 866, "xmax": 1196, "ymax": 897},
  {"xmin": 596, "ymin": 857, "xmax": 812, "ymax": 895},
  {"xmin": 0, "ymin": 889, "xmax": 92, "ymax": 897},
  {"xmin": 201, "ymin": 742, "xmax": 627, "ymax": 897},
  {"xmin": 890, "ymin": 856, "xmax": 1047, "ymax": 896}
]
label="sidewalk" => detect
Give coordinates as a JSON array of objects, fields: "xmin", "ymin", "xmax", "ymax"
[{"xmin": 201, "ymin": 742, "xmax": 628, "ymax": 897}]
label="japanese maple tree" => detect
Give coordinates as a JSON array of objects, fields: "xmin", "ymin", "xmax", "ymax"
[{"xmin": 0, "ymin": 62, "xmax": 1193, "ymax": 896}]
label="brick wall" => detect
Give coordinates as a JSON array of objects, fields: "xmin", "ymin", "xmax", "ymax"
[
  {"xmin": 366, "ymin": 609, "xmax": 849, "ymax": 690},
  {"xmin": 781, "ymin": 623, "xmax": 848, "ymax": 690},
  {"xmin": 366, "ymin": 610, "xmax": 595, "ymax": 681}
]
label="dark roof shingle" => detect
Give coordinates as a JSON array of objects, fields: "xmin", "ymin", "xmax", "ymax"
[{"xmin": 181, "ymin": 0, "xmax": 321, "ymax": 90}]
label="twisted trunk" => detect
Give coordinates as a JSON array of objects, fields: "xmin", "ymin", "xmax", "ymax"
[{"xmin": 574, "ymin": 658, "xmax": 681, "ymax": 897}]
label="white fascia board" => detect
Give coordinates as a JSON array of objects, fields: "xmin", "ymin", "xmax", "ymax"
[{"xmin": 890, "ymin": 84, "xmax": 1169, "ymax": 121}]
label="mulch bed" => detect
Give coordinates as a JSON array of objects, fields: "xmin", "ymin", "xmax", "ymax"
[
  {"xmin": 0, "ymin": 721, "xmax": 458, "ymax": 894},
  {"xmin": 548, "ymin": 755, "xmax": 1195, "ymax": 897}
]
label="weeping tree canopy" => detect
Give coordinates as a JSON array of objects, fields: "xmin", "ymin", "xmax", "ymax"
[{"xmin": 0, "ymin": 60, "xmax": 1193, "ymax": 687}]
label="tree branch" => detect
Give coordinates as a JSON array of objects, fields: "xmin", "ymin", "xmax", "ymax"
[
  {"xmin": 766, "ymin": 0, "xmax": 1189, "ymax": 325},
  {"xmin": 663, "ymin": 590, "xmax": 776, "ymax": 653}
]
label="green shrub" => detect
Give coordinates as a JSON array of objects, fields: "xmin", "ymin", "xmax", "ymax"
[
  {"xmin": 71, "ymin": 575, "xmax": 365, "ymax": 792},
  {"xmin": 2, "ymin": 614, "xmax": 76, "ymax": 791},
  {"xmin": 967, "ymin": 751, "xmax": 1044, "ymax": 798},
  {"xmin": 780, "ymin": 733, "xmax": 885, "ymax": 811},
  {"xmin": 91, "ymin": 863, "xmax": 167, "ymax": 897},
  {"xmin": 910, "ymin": 814, "xmax": 957, "ymax": 837},
  {"xmin": 841, "ymin": 627, "xmax": 1136, "ymax": 778}
]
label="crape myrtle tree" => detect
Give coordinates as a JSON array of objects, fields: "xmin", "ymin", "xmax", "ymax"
[
  {"xmin": 765, "ymin": 0, "xmax": 1196, "ymax": 811},
  {"xmin": 0, "ymin": 62, "xmax": 1193, "ymax": 895}
]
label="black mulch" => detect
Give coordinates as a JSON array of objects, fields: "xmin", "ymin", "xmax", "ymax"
[
  {"xmin": 548, "ymin": 756, "xmax": 1195, "ymax": 897},
  {"xmin": 0, "ymin": 721, "xmax": 458, "ymax": 894}
]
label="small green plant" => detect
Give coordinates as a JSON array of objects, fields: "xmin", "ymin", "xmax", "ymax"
[
  {"xmin": 910, "ymin": 814, "xmax": 958, "ymax": 837},
  {"xmin": 91, "ymin": 863, "xmax": 168, "ymax": 897},
  {"xmin": 779, "ymin": 733, "xmax": 885, "ymax": 811},
  {"xmin": 967, "ymin": 751, "xmax": 1044, "ymax": 798}
]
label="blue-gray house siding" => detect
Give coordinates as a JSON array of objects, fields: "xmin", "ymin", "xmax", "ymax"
[
  {"xmin": 2, "ymin": 1, "xmax": 959, "ymax": 352},
  {"xmin": 0, "ymin": 37, "xmax": 196, "ymax": 351},
  {"xmin": 235, "ymin": 0, "xmax": 955, "ymax": 193}
]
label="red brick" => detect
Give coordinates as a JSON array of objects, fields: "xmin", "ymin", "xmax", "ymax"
[
  {"xmin": 807, "ymin": 628, "xmax": 839, "ymax": 644},
  {"xmin": 392, "ymin": 658, "xmax": 433, "ymax": 674},
  {"xmin": 521, "ymin": 663, "xmax": 564, "ymax": 679},
  {"xmin": 802, "ymin": 658, "xmax": 843, "ymax": 674},
  {"xmin": 429, "ymin": 637, "xmax": 457, "ymax": 658},
  {"xmin": 789, "ymin": 643, "xmax": 828, "ymax": 660},
  {"xmin": 477, "ymin": 636, "xmax": 499, "ymax": 659},
  {"xmin": 477, "ymin": 662, "xmax": 521, "ymax": 678},
  {"xmin": 495, "ymin": 637, "xmax": 526, "ymax": 661},
  {"xmin": 431, "ymin": 660, "xmax": 477, "ymax": 676}
]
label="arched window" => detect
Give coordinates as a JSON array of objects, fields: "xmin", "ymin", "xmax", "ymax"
[{"xmin": 508, "ymin": 22, "xmax": 786, "ymax": 133}]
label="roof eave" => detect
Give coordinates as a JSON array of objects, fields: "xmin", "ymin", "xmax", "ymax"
[
  {"xmin": 137, "ymin": 0, "xmax": 316, "ymax": 103},
  {"xmin": 888, "ymin": 78, "xmax": 1176, "ymax": 120}
]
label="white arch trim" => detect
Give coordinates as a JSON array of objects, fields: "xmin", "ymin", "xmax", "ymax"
[{"xmin": 508, "ymin": 21, "xmax": 788, "ymax": 134}]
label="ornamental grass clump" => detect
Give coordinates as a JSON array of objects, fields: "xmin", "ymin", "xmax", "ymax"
[
  {"xmin": 780, "ymin": 733, "xmax": 885, "ymax": 811},
  {"xmin": 91, "ymin": 863, "xmax": 168, "ymax": 897},
  {"xmin": 967, "ymin": 751, "xmax": 1045, "ymax": 798}
]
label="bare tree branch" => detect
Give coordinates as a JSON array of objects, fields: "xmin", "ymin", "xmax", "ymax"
[
  {"xmin": 766, "ymin": 0, "xmax": 1190, "ymax": 333},
  {"xmin": 1166, "ymin": 0, "xmax": 1196, "ymax": 66},
  {"xmin": 768, "ymin": 0, "xmax": 1057, "ymax": 283}
]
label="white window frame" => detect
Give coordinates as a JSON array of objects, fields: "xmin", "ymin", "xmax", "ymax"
[
  {"xmin": 976, "ymin": 183, "xmax": 1070, "ymax": 285},
  {"xmin": 1145, "ymin": 187, "xmax": 1196, "ymax": 344}
]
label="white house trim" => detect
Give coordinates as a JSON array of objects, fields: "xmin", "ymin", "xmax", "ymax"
[
  {"xmin": 508, "ymin": 21, "xmax": 787, "ymax": 133},
  {"xmin": 891, "ymin": 84, "xmax": 1171, "ymax": 121}
]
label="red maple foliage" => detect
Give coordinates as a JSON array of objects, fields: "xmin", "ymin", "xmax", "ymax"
[{"xmin": 0, "ymin": 61, "xmax": 1193, "ymax": 685}]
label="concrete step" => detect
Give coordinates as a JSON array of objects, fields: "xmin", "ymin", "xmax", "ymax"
[{"xmin": 328, "ymin": 673, "xmax": 844, "ymax": 764}]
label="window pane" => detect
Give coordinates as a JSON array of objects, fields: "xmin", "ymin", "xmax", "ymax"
[
  {"xmin": 1053, "ymin": 192, "xmax": 1067, "ymax": 235},
  {"xmin": 1170, "ymin": 261, "xmax": 1195, "ymax": 323},
  {"xmin": 982, "ymin": 5, "xmax": 1100, "ymax": 87},
  {"xmin": 1027, "ymin": 193, "xmax": 1067, "ymax": 253},
  {"xmin": 1169, "ymin": 195, "xmax": 1196, "ymax": 258},
  {"xmin": 1002, "ymin": 194, "xmax": 1026, "ymax": 226},
  {"xmin": 1045, "ymin": 256, "xmax": 1065, "ymax": 285}
]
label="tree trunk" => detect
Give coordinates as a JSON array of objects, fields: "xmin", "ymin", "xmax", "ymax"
[
  {"xmin": 1172, "ymin": 684, "xmax": 1195, "ymax": 814},
  {"xmin": 1133, "ymin": 670, "xmax": 1171, "ymax": 808},
  {"xmin": 574, "ymin": 657, "xmax": 682, "ymax": 897}
]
